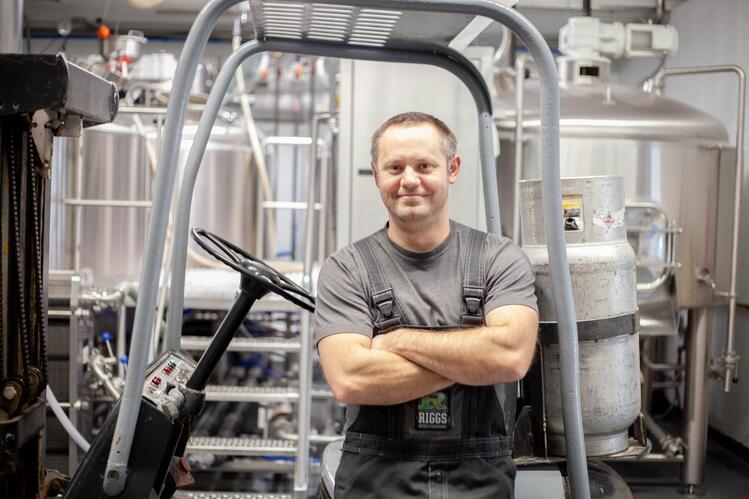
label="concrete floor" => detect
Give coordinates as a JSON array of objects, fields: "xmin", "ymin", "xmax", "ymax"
[{"xmin": 610, "ymin": 435, "xmax": 749, "ymax": 498}]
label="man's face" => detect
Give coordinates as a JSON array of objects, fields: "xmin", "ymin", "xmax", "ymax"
[{"xmin": 372, "ymin": 123, "xmax": 460, "ymax": 227}]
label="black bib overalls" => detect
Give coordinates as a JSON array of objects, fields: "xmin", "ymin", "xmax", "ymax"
[{"xmin": 328, "ymin": 229, "xmax": 516, "ymax": 498}]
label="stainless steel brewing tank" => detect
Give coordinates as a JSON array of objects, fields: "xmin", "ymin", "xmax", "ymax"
[
  {"xmin": 521, "ymin": 176, "xmax": 640, "ymax": 457},
  {"xmin": 49, "ymin": 111, "xmax": 254, "ymax": 286},
  {"xmin": 495, "ymin": 63, "xmax": 734, "ymax": 308}
]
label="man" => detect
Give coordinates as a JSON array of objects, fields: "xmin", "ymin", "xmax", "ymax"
[{"xmin": 314, "ymin": 112, "xmax": 538, "ymax": 498}]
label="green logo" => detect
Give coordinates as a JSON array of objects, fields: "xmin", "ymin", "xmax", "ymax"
[{"xmin": 419, "ymin": 392, "xmax": 447, "ymax": 411}]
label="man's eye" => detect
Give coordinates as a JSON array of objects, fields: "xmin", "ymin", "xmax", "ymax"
[{"xmin": 418, "ymin": 163, "xmax": 433, "ymax": 170}]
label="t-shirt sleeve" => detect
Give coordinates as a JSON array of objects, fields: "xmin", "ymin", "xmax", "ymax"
[
  {"xmin": 483, "ymin": 235, "xmax": 538, "ymax": 316},
  {"xmin": 313, "ymin": 248, "xmax": 375, "ymax": 347}
]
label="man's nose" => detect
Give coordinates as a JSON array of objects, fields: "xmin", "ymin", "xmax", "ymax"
[{"xmin": 401, "ymin": 166, "xmax": 419, "ymax": 187}]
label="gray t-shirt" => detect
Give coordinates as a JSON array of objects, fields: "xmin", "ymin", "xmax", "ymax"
[{"xmin": 313, "ymin": 220, "xmax": 537, "ymax": 345}]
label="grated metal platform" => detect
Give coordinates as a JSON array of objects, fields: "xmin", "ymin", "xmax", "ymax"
[
  {"xmin": 248, "ymin": 0, "xmax": 482, "ymax": 49},
  {"xmin": 205, "ymin": 385, "xmax": 334, "ymax": 402},
  {"xmin": 174, "ymin": 492, "xmax": 292, "ymax": 499},
  {"xmin": 181, "ymin": 336, "xmax": 301, "ymax": 353},
  {"xmin": 186, "ymin": 436, "xmax": 297, "ymax": 456}
]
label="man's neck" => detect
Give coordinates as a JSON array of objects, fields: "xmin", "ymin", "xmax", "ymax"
[{"xmin": 387, "ymin": 216, "xmax": 451, "ymax": 253}]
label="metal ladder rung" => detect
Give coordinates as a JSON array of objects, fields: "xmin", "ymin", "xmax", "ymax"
[
  {"xmin": 205, "ymin": 385, "xmax": 334, "ymax": 402},
  {"xmin": 186, "ymin": 437, "xmax": 296, "ymax": 456},
  {"xmin": 181, "ymin": 336, "xmax": 301, "ymax": 353},
  {"xmin": 174, "ymin": 492, "xmax": 292, "ymax": 499}
]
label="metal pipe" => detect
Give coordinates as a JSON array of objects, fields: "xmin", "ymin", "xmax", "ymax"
[
  {"xmin": 296, "ymin": 110, "xmax": 332, "ymax": 498},
  {"xmin": 513, "ymin": 53, "xmax": 531, "ymax": 244},
  {"xmin": 642, "ymin": 353, "xmax": 685, "ymax": 371},
  {"xmin": 90, "ymin": 352, "xmax": 122, "ymax": 400},
  {"xmin": 164, "ymin": 39, "xmax": 267, "ymax": 352},
  {"xmin": 317, "ymin": 115, "xmax": 335, "ymax": 261},
  {"xmin": 73, "ymin": 133, "xmax": 85, "ymax": 272},
  {"xmin": 68, "ymin": 274, "xmax": 81, "ymax": 475},
  {"xmin": 262, "ymin": 136, "xmax": 314, "ymax": 146},
  {"xmin": 117, "ymin": 299, "xmax": 127, "ymax": 380},
  {"xmin": 653, "ymin": 65, "xmax": 745, "ymax": 392},
  {"xmin": 262, "ymin": 201, "xmax": 323, "ymax": 210},
  {"xmin": 63, "ymin": 198, "xmax": 152, "ymax": 208},
  {"xmin": 493, "ymin": 25, "xmax": 511, "ymax": 66},
  {"xmin": 641, "ymin": 337, "xmax": 654, "ymax": 413},
  {"xmin": 232, "ymin": 25, "xmax": 278, "ymax": 259},
  {"xmin": 608, "ymin": 452, "xmax": 684, "ymax": 463},
  {"xmin": 482, "ymin": 6, "xmax": 590, "ymax": 496},
  {"xmin": 104, "ymin": 0, "xmax": 245, "ymax": 493},
  {"xmin": 682, "ymin": 308, "xmax": 711, "ymax": 489},
  {"xmin": 306, "ymin": 112, "xmax": 334, "ymax": 263},
  {"xmin": 0, "ymin": 0, "xmax": 23, "ymax": 53},
  {"xmin": 117, "ymin": 106, "xmax": 168, "ymax": 115},
  {"xmin": 642, "ymin": 411, "xmax": 684, "ymax": 457},
  {"xmin": 80, "ymin": 289, "xmax": 125, "ymax": 305}
]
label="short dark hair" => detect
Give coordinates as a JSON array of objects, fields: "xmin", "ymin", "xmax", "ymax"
[{"xmin": 370, "ymin": 112, "xmax": 457, "ymax": 166}]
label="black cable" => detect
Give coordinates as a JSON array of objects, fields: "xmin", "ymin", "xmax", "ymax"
[
  {"xmin": 8, "ymin": 129, "xmax": 32, "ymax": 390},
  {"xmin": 28, "ymin": 133, "xmax": 48, "ymax": 385},
  {"xmin": 582, "ymin": 0, "xmax": 591, "ymax": 16},
  {"xmin": 0, "ymin": 128, "xmax": 4, "ymax": 379}
]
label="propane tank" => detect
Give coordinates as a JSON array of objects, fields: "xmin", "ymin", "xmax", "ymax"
[{"xmin": 521, "ymin": 175, "xmax": 640, "ymax": 456}]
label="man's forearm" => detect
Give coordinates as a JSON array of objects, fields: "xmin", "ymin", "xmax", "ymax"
[
  {"xmin": 321, "ymin": 341, "xmax": 453, "ymax": 406},
  {"xmin": 374, "ymin": 325, "xmax": 528, "ymax": 386},
  {"xmin": 348, "ymin": 349, "xmax": 453, "ymax": 405}
]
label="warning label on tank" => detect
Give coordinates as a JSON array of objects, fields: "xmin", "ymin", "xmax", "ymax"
[
  {"xmin": 593, "ymin": 207, "xmax": 625, "ymax": 230},
  {"xmin": 562, "ymin": 195, "xmax": 584, "ymax": 231},
  {"xmin": 415, "ymin": 391, "xmax": 451, "ymax": 431}
]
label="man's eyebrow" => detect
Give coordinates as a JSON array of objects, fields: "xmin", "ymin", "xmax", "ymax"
[{"xmin": 386, "ymin": 155, "xmax": 439, "ymax": 163}]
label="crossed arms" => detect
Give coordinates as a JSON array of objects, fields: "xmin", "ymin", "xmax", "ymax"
[{"xmin": 317, "ymin": 304, "xmax": 539, "ymax": 406}]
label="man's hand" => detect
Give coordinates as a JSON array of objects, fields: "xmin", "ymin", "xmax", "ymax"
[{"xmin": 365, "ymin": 305, "xmax": 539, "ymax": 386}]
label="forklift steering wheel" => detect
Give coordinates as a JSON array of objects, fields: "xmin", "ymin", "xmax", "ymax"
[{"xmin": 190, "ymin": 227, "xmax": 315, "ymax": 312}]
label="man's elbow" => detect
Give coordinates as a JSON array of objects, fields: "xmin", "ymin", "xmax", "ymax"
[
  {"xmin": 326, "ymin": 375, "xmax": 363, "ymax": 405},
  {"xmin": 509, "ymin": 350, "xmax": 534, "ymax": 381},
  {"xmin": 492, "ymin": 348, "xmax": 535, "ymax": 382}
]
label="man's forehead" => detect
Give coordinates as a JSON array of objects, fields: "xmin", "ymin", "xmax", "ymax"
[{"xmin": 381, "ymin": 122, "xmax": 442, "ymax": 142}]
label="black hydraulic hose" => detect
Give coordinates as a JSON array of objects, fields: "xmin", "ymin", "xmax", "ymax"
[
  {"xmin": 583, "ymin": 0, "xmax": 591, "ymax": 16},
  {"xmin": 28, "ymin": 134, "xmax": 48, "ymax": 385},
  {"xmin": 0, "ymin": 129, "xmax": 4, "ymax": 379},
  {"xmin": 8, "ymin": 129, "xmax": 32, "ymax": 390}
]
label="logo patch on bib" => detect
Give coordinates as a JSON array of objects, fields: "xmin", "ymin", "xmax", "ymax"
[{"xmin": 416, "ymin": 391, "xmax": 450, "ymax": 431}]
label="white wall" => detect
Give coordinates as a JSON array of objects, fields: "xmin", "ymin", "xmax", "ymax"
[{"xmin": 616, "ymin": 0, "xmax": 749, "ymax": 448}]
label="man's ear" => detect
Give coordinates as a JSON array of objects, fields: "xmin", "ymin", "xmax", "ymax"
[
  {"xmin": 371, "ymin": 162, "xmax": 379, "ymax": 186},
  {"xmin": 448, "ymin": 155, "xmax": 461, "ymax": 184}
]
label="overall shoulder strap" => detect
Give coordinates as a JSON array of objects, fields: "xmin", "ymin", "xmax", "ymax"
[
  {"xmin": 461, "ymin": 227, "xmax": 488, "ymax": 326},
  {"xmin": 352, "ymin": 238, "xmax": 405, "ymax": 332}
]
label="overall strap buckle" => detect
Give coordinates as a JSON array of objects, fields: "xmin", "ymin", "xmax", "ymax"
[
  {"xmin": 372, "ymin": 289, "xmax": 396, "ymax": 318},
  {"xmin": 463, "ymin": 286, "xmax": 484, "ymax": 315},
  {"xmin": 461, "ymin": 228, "xmax": 487, "ymax": 326},
  {"xmin": 353, "ymin": 238, "xmax": 406, "ymax": 332}
]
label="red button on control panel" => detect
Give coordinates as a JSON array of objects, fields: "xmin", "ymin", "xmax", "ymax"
[
  {"xmin": 162, "ymin": 366, "xmax": 172, "ymax": 374},
  {"xmin": 151, "ymin": 377, "xmax": 162, "ymax": 386}
]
